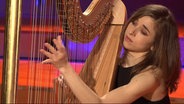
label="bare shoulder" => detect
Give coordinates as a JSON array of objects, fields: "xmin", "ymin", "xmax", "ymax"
[
  {"xmin": 128, "ymin": 66, "xmax": 162, "ymax": 95},
  {"xmin": 100, "ymin": 66, "xmax": 165, "ymax": 103},
  {"xmin": 133, "ymin": 66, "xmax": 162, "ymax": 82},
  {"xmin": 130, "ymin": 66, "xmax": 167, "ymax": 101}
]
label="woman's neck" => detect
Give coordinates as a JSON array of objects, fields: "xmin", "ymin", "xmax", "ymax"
[{"xmin": 123, "ymin": 51, "xmax": 147, "ymax": 67}]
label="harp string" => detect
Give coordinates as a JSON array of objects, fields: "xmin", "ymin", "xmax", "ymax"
[
  {"xmin": 37, "ymin": 0, "xmax": 44, "ymax": 103},
  {"xmin": 55, "ymin": 0, "xmax": 85, "ymax": 103},
  {"xmin": 56, "ymin": 2, "xmax": 66, "ymax": 103},
  {"xmin": 28, "ymin": 0, "xmax": 37, "ymax": 103},
  {"xmin": 46, "ymin": 1, "xmax": 52, "ymax": 103},
  {"xmin": 26, "ymin": 0, "xmax": 58, "ymax": 103},
  {"xmin": 2, "ymin": 0, "xmax": 126, "ymax": 103},
  {"xmin": 16, "ymin": 0, "xmax": 113, "ymax": 103},
  {"xmin": 59, "ymin": 0, "xmax": 73, "ymax": 102},
  {"xmin": 30, "ymin": 0, "xmax": 39, "ymax": 103}
]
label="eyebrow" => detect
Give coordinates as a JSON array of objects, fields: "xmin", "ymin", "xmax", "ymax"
[{"xmin": 143, "ymin": 25, "xmax": 151, "ymax": 33}]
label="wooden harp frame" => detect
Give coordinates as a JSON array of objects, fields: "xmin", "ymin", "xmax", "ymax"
[{"xmin": 1, "ymin": 0, "xmax": 127, "ymax": 103}]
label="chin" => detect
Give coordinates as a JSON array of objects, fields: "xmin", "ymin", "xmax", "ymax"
[{"xmin": 123, "ymin": 42, "xmax": 132, "ymax": 49}]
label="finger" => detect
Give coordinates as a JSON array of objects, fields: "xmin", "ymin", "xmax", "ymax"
[
  {"xmin": 53, "ymin": 35, "xmax": 65, "ymax": 51},
  {"xmin": 41, "ymin": 59, "xmax": 52, "ymax": 64},
  {"xmin": 44, "ymin": 43, "xmax": 57, "ymax": 54},
  {"xmin": 57, "ymin": 76, "xmax": 64, "ymax": 83},
  {"xmin": 57, "ymin": 35, "xmax": 64, "ymax": 47},
  {"xmin": 40, "ymin": 49, "xmax": 53, "ymax": 59}
]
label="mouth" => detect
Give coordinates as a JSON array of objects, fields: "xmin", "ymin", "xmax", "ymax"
[{"xmin": 124, "ymin": 35, "xmax": 133, "ymax": 42}]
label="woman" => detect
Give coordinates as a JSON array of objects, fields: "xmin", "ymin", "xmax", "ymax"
[{"xmin": 40, "ymin": 4, "xmax": 181, "ymax": 104}]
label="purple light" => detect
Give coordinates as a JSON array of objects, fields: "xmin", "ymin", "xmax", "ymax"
[
  {"xmin": 67, "ymin": 36, "xmax": 98, "ymax": 62},
  {"xmin": 66, "ymin": 37, "xmax": 184, "ymax": 68},
  {"xmin": 180, "ymin": 38, "xmax": 184, "ymax": 68}
]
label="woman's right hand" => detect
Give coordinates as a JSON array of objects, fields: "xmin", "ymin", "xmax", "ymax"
[{"xmin": 40, "ymin": 35, "xmax": 69, "ymax": 72}]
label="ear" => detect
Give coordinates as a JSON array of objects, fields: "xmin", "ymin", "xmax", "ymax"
[{"xmin": 150, "ymin": 46, "xmax": 154, "ymax": 51}]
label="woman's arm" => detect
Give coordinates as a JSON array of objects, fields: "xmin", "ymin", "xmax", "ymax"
[
  {"xmin": 60, "ymin": 63, "xmax": 101, "ymax": 103},
  {"xmin": 40, "ymin": 35, "xmax": 101, "ymax": 103},
  {"xmin": 40, "ymin": 36, "xmax": 160, "ymax": 103}
]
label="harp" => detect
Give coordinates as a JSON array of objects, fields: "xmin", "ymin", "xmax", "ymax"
[{"xmin": 1, "ymin": 0, "xmax": 126, "ymax": 103}]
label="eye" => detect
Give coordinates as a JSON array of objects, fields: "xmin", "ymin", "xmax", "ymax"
[{"xmin": 141, "ymin": 29, "xmax": 148, "ymax": 36}]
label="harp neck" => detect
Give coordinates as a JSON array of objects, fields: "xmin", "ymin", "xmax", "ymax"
[{"xmin": 56, "ymin": 0, "xmax": 113, "ymax": 43}]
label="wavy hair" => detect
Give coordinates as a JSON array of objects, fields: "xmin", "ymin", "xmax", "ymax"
[{"xmin": 120, "ymin": 4, "xmax": 181, "ymax": 93}]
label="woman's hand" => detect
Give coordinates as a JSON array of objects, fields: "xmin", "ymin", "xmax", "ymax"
[{"xmin": 40, "ymin": 35, "xmax": 68, "ymax": 72}]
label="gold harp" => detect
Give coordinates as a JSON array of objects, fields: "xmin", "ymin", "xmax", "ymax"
[{"xmin": 1, "ymin": 0, "xmax": 126, "ymax": 103}]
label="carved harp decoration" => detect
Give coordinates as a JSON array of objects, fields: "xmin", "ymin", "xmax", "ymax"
[
  {"xmin": 2, "ymin": 0, "xmax": 126, "ymax": 103},
  {"xmin": 56, "ymin": 0, "xmax": 112, "ymax": 43}
]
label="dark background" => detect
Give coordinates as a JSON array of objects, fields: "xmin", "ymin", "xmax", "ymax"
[{"xmin": 0, "ymin": 0, "xmax": 184, "ymax": 25}]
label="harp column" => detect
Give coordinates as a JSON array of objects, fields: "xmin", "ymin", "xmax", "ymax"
[{"xmin": 1, "ymin": 0, "xmax": 22, "ymax": 103}]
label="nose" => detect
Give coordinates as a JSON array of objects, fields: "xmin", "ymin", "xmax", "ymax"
[
  {"xmin": 129, "ymin": 27, "xmax": 139, "ymax": 37},
  {"xmin": 129, "ymin": 31, "xmax": 136, "ymax": 36}
]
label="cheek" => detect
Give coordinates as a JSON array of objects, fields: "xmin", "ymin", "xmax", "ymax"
[
  {"xmin": 128, "ymin": 35, "xmax": 153, "ymax": 51},
  {"xmin": 136, "ymin": 39, "xmax": 153, "ymax": 51}
]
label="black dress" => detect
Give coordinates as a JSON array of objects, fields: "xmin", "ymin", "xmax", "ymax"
[{"xmin": 114, "ymin": 65, "xmax": 171, "ymax": 104}]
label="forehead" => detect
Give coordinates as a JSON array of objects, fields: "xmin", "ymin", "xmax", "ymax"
[
  {"xmin": 137, "ymin": 16, "xmax": 155, "ymax": 28},
  {"xmin": 138, "ymin": 16, "xmax": 156, "ymax": 34},
  {"xmin": 138, "ymin": 16, "xmax": 155, "ymax": 23}
]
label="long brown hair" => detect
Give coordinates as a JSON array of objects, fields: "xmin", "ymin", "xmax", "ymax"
[{"xmin": 120, "ymin": 4, "xmax": 181, "ymax": 93}]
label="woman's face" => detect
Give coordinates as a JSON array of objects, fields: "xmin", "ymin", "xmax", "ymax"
[{"xmin": 123, "ymin": 16, "xmax": 156, "ymax": 53}]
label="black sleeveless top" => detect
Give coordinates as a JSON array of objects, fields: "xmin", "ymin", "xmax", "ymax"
[{"xmin": 114, "ymin": 65, "xmax": 171, "ymax": 104}]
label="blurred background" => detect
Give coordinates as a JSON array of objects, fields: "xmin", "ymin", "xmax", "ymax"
[
  {"xmin": 0, "ymin": 0, "xmax": 183, "ymax": 66},
  {"xmin": 0, "ymin": 0, "xmax": 183, "ymax": 103}
]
